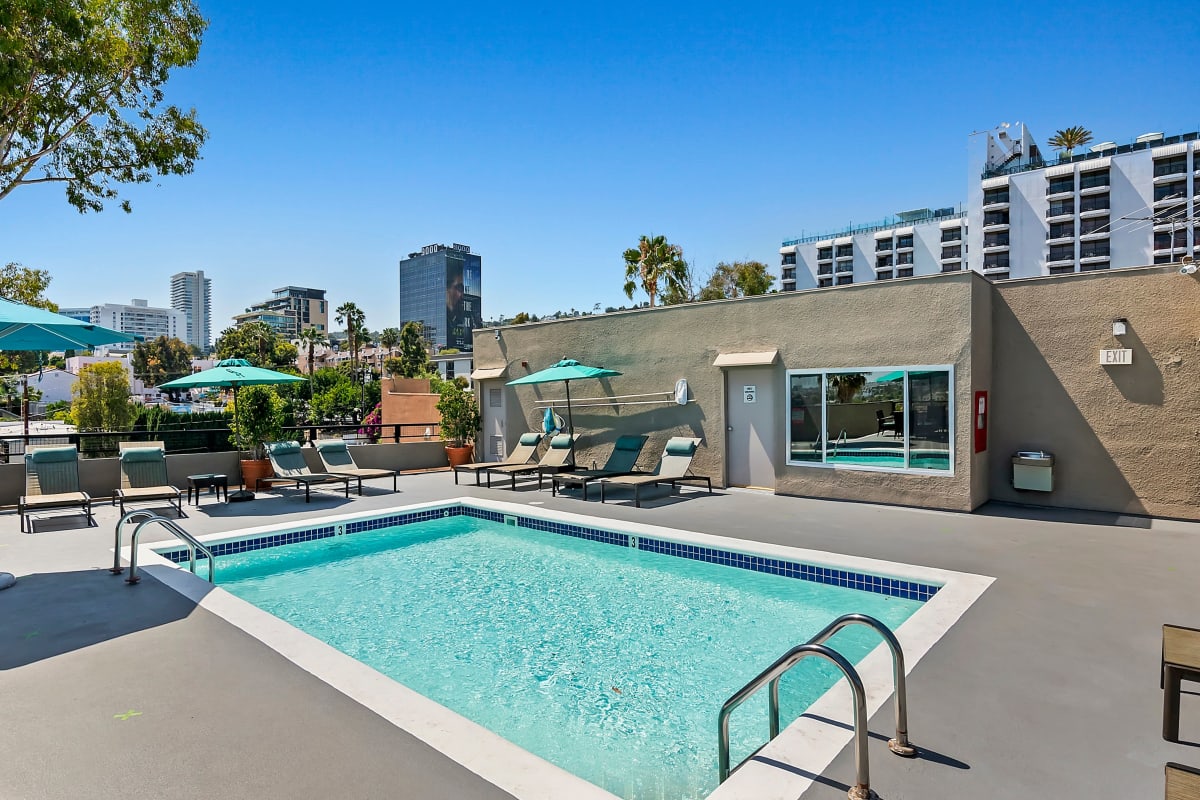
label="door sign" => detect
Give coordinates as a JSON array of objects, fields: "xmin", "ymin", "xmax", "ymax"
[{"xmin": 743, "ymin": 385, "xmax": 757, "ymax": 404}]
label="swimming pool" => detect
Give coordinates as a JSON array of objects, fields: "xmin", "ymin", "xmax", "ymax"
[{"xmin": 140, "ymin": 499, "xmax": 992, "ymax": 800}]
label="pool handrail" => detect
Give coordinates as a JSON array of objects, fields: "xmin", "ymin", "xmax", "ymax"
[
  {"xmin": 770, "ymin": 613, "xmax": 916, "ymax": 756},
  {"xmin": 717, "ymin": 643, "xmax": 873, "ymax": 799},
  {"xmin": 112, "ymin": 510, "xmax": 214, "ymax": 584}
]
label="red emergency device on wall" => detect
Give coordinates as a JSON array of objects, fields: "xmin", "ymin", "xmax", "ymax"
[{"xmin": 973, "ymin": 391, "xmax": 988, "ymax": 453}]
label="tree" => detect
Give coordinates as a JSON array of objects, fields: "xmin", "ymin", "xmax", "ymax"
[
  {"xmin": 130, "ymin": 335, "xmax": 191, "ymax": 386},
  {"xmin": 698, "ymin": 260, "xmax": 775, "ymax": 301},
  {"xmin": 828, "ymin": 373, "xmax": 867, "ymax": 405},
  {"xmin": 622, "ymin": 235, "xmax": 689, "ymax": 308},
  {"xmin": 227, "ymin": 384, "xmax": 285, "ymax": 459},
  {"xmin": 395, "ymin": 321, "xmax": 432, "ymax": 378},
  {"xmin": 660, "ymin": 261, "xmax": 697, "ymax": 306},
  {"xmin": 1048, "ymin": 126, "xmax": 1093, "ymax": 157},
  {"xmin": 378, "ymin": 326, "xmax": 401, "ymax": 358},
  {"xmin": 335, "ymin": 302, "xmax": 365, "ymax": 371},
  {"xmin": 510, "ymin": 312, "xmax": 530, "ymax": 325},
  {"xmin": 0, "ymin": 262, "xmax": 57, "ymax": 309},
  {"xmin": 0, "ymin": 0, "xmax": 208, "ymax": 213},
  {"xmin": 72, "ymin": 361, "xmax": 133, "ymax": 430},
  {"xmin": 297, "ymin": 326, "xmax": 328, "ymax": 377},
  {"xmin": 214, "ymin": 323, "xmax": 296, "ymax": 367}
]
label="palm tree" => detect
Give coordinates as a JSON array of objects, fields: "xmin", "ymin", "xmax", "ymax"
[
  {"xmin": 334, "ymin": 302, "xmax": 365, "ymax": 372},
  {"xmin": 378, "ymin": 327, "xmax": 401, "ymax": 359},
  {"xmin": 622, "ymin": 234, "xmax": 689, "ymax": 308},
  {"xmin": 1048, "ymin": 126, "xmax": 1093, "ymax": 158},
  {"xmin": 246, "ymin": 321, "xmax": 276, "ymax": 366},
  {"xmin": 297, "ymin": 326, "xmax": 328, "ymax": 378}
]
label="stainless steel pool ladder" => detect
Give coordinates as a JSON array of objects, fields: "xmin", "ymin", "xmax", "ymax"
[
  {"xmin": 110, "ymin": 510, "xmax": 215, "ymax": 584},
  {"xmin": 830, "ymin": 428, "xmax": 849, "ymax": 457},
  {"xmin": 717, "ymin": 613, "xmax": 916, "ymax": 800}
]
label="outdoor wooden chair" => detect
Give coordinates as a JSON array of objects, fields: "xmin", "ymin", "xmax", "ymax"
[
  {"xmin": 454, "ymin": 432, "xmax": 543, "ymax": 485},
  {"xmin": 1164, "ymin": 624, "xmax": 1200, "ymax": 741},
  {"xmin": 18, "ymin": 445, "xmax": 93, "ymax": 532},
  {"xmin": 485, "ymin": 433, "xmax": 578, "ymax": 490},
  {"xmin": 258, "ymin": 441, "xmax": 350, "ymax": 503},
  {"xmin": 551, "ymin": 435, "xmax": 648, "ymax": 500},
  {"xmin": 114, "ymin": 441, "xmax": 184, "ymax": 517},
  {"xmin": 599, "ymin": 437, "xmax": 712, "ymax": 508},
  {"xmin": 313, "ymin": 439, "xmax": 398, "ymax": 494},
  {"xmin": 1166, "ymin": 762, "xmax": 1200, "ymax": 800}
]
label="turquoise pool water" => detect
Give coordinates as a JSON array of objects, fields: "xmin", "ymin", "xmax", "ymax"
[{"xmin": 214, "ymin": 516, "xmax": 923, "ymax": 800}]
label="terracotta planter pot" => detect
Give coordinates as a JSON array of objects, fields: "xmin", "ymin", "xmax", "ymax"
[
  {"xmin": 240, "ymin": 458, "xmax": 274, "ymax": 491},
  {"xmin": 444, "ymin": 445, "xmax": 474, "ymax": 468}
]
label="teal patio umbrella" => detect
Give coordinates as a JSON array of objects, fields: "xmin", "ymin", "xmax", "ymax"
[
  {"xmin": 0, "ymin": 298, "xmax": 134, "ymax": 590},
  {"xmin": 0, "ymin": 296, "xmax": 135, "ymax": 351},
  {"xmin": 506, "ymin": 358, "xmax": 622, "ymax": 434},
  {"xmin": 160, "ymin": 359, "xmax": 305, "ymax": 500}
]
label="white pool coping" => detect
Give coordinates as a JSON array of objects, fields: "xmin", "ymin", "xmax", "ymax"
[{"xmin": 127, "ymin": 497, "xmax": 994, "ymax": 800}]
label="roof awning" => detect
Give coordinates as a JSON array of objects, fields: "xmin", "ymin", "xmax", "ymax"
[
  {"xmin": 470, "ymin": 366, "xmax": 508, "ymax": 380},
  {"xmin": 712, "ymin": 350, "xmax": 779, "ymax": 368}
]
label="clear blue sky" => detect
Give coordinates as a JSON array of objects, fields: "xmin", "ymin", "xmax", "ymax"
[{"xmin": 2, "ymin": 0, "xmax": 1197, "ymax": 335}]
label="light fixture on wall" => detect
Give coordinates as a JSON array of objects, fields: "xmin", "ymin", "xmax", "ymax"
[
  {"xmin": 494, "ymin": 329, "xmax": 500, "ymax": 341},
  {"xmin": 1112, "ymin": 318, "xmax": 1128, "ymax": 337}
]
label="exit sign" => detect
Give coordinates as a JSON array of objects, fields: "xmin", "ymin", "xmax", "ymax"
[{"xmin": 1100, "ymin": 349, "xmax": 1132, "ymax": 365}]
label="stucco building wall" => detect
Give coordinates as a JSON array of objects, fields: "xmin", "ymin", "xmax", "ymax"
[{"xmin": 990, "ymin": 267, "xmax": 1200, "ymax": 518}]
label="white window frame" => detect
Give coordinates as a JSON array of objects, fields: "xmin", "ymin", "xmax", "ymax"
[{"xmin": 784, "ymin": 365, "xmax": 955, "ymax": 476}]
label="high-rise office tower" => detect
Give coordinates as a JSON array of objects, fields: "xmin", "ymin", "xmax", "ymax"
[
  {"xmin": 170, "ymin": 270, "xmax": 212, "ymax": 350},
  {"xmin": 398, "ymin": 243, "xmax": 482, "ymax": 352}
]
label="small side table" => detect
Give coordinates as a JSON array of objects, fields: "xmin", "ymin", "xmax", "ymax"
[{"xmin": 187, "ymin": 474, "xmax": 229, "ymax": 506}]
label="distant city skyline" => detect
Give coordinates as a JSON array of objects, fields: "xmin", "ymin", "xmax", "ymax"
[{"xmin": 1, "ymin": 0, "xmax": 1196, "ymax": 338}]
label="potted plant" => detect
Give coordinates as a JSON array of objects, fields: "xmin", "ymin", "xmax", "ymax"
[
  {"xmin": 435, "ymin": 379, "xmax": 481, "ymax": 467},
  {"xmin": 228, "ymin": 385, "xmax": 287, "ymax": 490}
]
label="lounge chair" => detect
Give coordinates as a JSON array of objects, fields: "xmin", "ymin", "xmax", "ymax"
[
  {"xmin": 114, "ymin": 442, "xmax": 184, "ymax": 517},
  {"xmin": 599, "ymin": 437, "xmax": 712, "ymax": 508},
  {"xmin": 1167, "ymin": 762, "xmax": 1200, "ymax": 799},
  {"xmin": 1163, "ymin": 623, "xmax": 1200, "ymax": 741},
  {"xmin": 18, "ymin": 445, "xmax": 93, "ymax": 532},
  {"xmin": 485, "ymin": 433, "xmax": 578, "ymax": 489},
  {"xmin": 313, "ymin": 439, "xmax": 398, "ymax": 494},
  {"xmin": 551, "ymin": 435, "xmax": 649, "ymax": 500},
  {"xmin": 257, "ymin": 441, "xmax": 351, "ymax": 502},
  {"xmin": 453, "ymin": 432, "xmax": 543, "ymax": 485}
]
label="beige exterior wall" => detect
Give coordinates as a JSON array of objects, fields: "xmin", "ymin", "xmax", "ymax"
[
  {"xmin": 990, "ymin": 267, "xmax": 1200, "ymax": 519},
  {"xmin": 473, "ymin": 265, "xmax": 1198, "ymax": 519},
  {"xmin": 473, "ymin": 272, "xmax": 985, "ymax": 511}
]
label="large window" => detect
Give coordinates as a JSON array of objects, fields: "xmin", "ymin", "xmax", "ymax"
[{"xmin": 787, "ymin": 367, "xmax": 953, "ymax": 473}]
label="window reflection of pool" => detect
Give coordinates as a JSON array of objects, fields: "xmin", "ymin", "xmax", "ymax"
[{"xmin": 787, "ymin": 367, "xmax": 953, "ymax": 473}]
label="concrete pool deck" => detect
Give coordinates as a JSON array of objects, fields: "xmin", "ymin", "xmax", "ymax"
[{"xmin": 2, "ymin": 473, "xmax": 1198, "ymax": 799}]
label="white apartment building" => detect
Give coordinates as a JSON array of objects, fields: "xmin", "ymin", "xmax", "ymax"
[
  {"xmin": 781, "ymin": 123, "xmax": 1200, "ymax": 288},
  {"xmin": 90, "ymin": 299, "xmax": 185, "ymax": 343},
  {"xmin": 170, "ymin": 270, "xmax": 212, "ymax": 350}
]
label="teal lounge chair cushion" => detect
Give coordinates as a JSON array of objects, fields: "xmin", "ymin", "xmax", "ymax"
[
  {"xmin": 120, "ymin": 447, "xmax": 164, "ymax": 463},
  {"xmin": 518, "ymin": 432, "xmax": 542, "ymax": 446},
  {"xmin": 28, "ymin": 446, "xmax": 77, "ymax": 464},
  {"xmin": 664, "ymin": 438, "xmax": 698, "ymax": 456},
  {"xmin": 615, "ymin": 436, "xmax": 644, "ymax": 451},
  {"xmin": 268, "ymin": 441, "xmax": 302, "ymax": 456},
  {"xmin": 550, "ymin": 434, "xmax": 574, "ymax": 449},
  {"xmin": 314, "ymin": 440, "xmax": 349, "ymax": 455}
]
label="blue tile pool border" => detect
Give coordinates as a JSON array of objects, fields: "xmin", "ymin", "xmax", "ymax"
[{"xmin": 156, "ymin": 503, "xmax": 940, "ymax": 601}]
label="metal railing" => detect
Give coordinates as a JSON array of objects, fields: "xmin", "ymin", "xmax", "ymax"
[
  {"xmin": 717, "ymin": 614, "xmax": 916, "ymax": 798},
  {"xmin": 0, "ymin": 422, "xmax": 442, "ymax": 461},
  {"xmin": 111, "ymin": 510, "xmax": 215, "ymax": 584},
  {"xmin": 981, "ymin": 129, "xmax": 1200, "ymax": 179},
  {"xmin": 783, "ymin": 207, "xmax": 966, "ymax": 247}
]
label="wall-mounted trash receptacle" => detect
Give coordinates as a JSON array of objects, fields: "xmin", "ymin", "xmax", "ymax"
[{"xmin": 1013, "ymin": 451, "xmax": 1054, "ymax": 492}]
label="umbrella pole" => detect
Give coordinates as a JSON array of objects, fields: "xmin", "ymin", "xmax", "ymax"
[
  {"xmin": 229, "ymin": 381, "xmax": 255, "ymax": 501},
  {"xmin": 565, "ymin": 381, "xmax": 573, "ymax": 434}
]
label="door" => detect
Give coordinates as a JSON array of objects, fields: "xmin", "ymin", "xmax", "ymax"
[
  {"xmin": 725, "ymin": 366, "xmax": 779, "ymax": 489},
  {"xmin": 480, "ymin": 380, "xmax": 506, "ymax": 462}
]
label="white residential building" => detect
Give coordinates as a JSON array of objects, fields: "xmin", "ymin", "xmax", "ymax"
[
  {"xmin": 170, "ymin": 270, "xmax": 212, "ymax": 350},
  {"xmin": 89, "ymin": 299, "xmax": 185, "ymax": 344},
  {"xmin": 781, "ymin": 123, "xmax": 1200, "ymax": 287}
]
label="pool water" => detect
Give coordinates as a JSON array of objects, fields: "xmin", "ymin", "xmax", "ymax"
[{"xmin": 214, "ymin": 517, "xmax": 923, "ymax": 800}]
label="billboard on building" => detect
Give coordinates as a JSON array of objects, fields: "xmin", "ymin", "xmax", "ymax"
[{"xmin": 445, "ymin": 256, "xmax": 481, "ymax": 350}]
